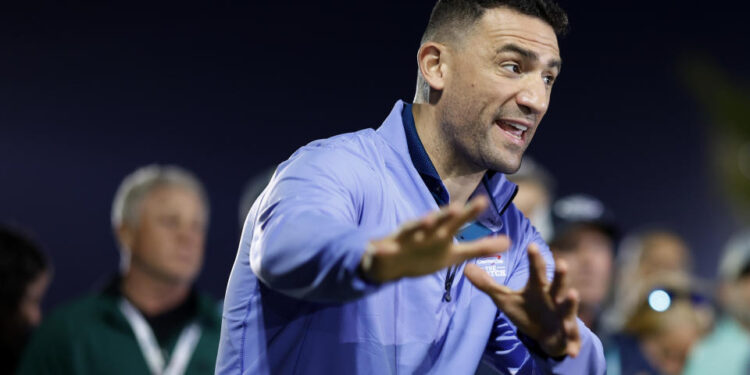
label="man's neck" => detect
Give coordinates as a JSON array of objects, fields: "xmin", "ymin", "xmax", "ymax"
[
  {"xmin": 412, "ymin": 103, "xmax": 485, "ymax": 205},
  {"xmin": 121, "ymin": 266, "xmax": 191, "ymax": 317}
]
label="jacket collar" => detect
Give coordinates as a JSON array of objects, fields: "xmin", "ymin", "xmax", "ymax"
[{"xmin": 100, "ymin": 274, "xmax": 219, "ymax": 330}]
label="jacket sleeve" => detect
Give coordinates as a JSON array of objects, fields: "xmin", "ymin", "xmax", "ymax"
[
  {"xmin": 482, "ymin": 209, "xmax": 606, "ymax": 374},
  {"xmin": 248, "ymin": 142, "xmax": 384, "ymax": 303}
]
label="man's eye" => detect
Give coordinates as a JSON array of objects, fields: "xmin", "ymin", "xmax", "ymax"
[
  {"xmin": 501, "ymin": 63, "xmax": 521, "ymax": 74},
  {"xmin": 543, "ymin": 75, "xmax": 556, "ymax": 86}
]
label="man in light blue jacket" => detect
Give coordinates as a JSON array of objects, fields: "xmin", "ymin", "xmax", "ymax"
[{"xmin": 217, "ymin": 1, "xmax": 606, "ymax": 373}]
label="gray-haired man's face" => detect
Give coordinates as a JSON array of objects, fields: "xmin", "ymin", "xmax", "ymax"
[{"xmin": 121, "ymin": 185, "xmax": 207, "ymax": 284}]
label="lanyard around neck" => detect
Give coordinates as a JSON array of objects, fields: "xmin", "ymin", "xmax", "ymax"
[{"xmin": 119, "ymin": 298, "xmax": 202, "ymax": 375}]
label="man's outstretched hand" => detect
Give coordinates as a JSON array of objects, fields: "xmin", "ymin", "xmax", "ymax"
[
  {"xmin": 464, "ymin": 244, "xmax": 582, "ymax": 359},
  {"xmin": 360, "ymin": 196, "xmax": 511, "ymax": 283}
]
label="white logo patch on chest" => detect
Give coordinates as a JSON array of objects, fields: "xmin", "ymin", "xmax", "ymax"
[{"xmin": 476, "ymin": 254, "xmax": 506, "ymax": 278}]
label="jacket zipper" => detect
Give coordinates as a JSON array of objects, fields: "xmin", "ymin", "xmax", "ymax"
[{"xmin": 443, "ymin": 265, "xmax": 458, "ymax": 302}]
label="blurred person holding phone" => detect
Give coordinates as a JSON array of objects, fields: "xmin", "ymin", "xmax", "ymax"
[
  {"xmin": 605, "ymin": 272, "xmax": 712, "ymax": 375},
  {"xmin": 602, "ymin": 230, "xmax": 693, "ymax": 335}
]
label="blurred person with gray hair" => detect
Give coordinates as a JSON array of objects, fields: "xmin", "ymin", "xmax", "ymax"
[
  {"xmin": 684, "ymin": 229, "xmax": 750, "ymax": 374},
  {"xmin": 18, "ymin": 165, "xmax": 222, "ymax": 375}
]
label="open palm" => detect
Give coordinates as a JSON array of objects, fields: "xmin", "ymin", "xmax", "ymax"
[{"xmin": 465, "ymin": 244, "xmax": 582, "ymax": 358}]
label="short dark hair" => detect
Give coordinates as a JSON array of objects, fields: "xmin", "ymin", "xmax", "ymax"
[
  {"xmin": 0, "ymin": 225, "xmax": 49, "ymax": 316},
  {"xmin": 415, "ymin": 0, "xmax": 568, "ymax": 102},
  {"xmin": 422, "ymin": 0, "xmax": 568, "ymax": 45}
]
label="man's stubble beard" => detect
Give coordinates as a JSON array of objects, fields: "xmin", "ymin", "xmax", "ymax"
[{"xmin": 442, "ymin": 109, "xmax": 527, "ymax": 175}]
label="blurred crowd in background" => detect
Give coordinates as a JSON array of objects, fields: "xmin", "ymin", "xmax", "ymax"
[
  {"xmin": 508, "ymin": 158, "xmax": 750, "ymax": 374},
  {"xmin": 2, "ymin": 156, "xmax": 750, "ymax": 374}
]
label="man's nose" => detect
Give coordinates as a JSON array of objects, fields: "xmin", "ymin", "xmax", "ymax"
[
  {"xmin": 176, "ymin": 220, "xmax": 203, "ymax": 244},
  {"xmin": 516, "ymin": 77, "xmax": 549, "ymax": 115}
]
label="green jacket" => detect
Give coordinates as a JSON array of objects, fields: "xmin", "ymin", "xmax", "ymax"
[{"xmin": 18, "ymin": 286, "xmax": 221, "ymax": 375}]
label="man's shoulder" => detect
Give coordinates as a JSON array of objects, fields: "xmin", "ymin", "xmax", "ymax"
[
  {"xmin": 283, "ymin": 128, "xmax": 394, "ymax": 176},
  {"xmin": 23, "ymin": 292, "xmax": 117, "ymax": 362},
  {"xmin": 39, "ymin": 292, "xmax": 116, "ymax": 332},
  {"xmin": 307, "ymin": 128, "xmax": 379, "ymax": 147},
  {"xmin": 295, "ymin": 128, "xmax": 385, "ymax": 159}
]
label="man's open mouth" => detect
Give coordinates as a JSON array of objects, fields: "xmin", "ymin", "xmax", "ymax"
[{"xmin": 496, "ymin": 120, "xmax": 529, "ymax": 144}]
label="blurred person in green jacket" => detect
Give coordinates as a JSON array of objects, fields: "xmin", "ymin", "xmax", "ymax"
[{"xmin": 18, "ymin": 165, "xmax": 221, "ymax": 375}]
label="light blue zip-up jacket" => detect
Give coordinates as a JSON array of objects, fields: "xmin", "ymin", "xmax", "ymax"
[{"xmin": 216, "ymin": 101, "xmax": 606, "ymax": 374}]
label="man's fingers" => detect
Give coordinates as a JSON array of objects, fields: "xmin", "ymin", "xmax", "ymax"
[
  {"xmin": 397, "ymin": 215, "xmax": 436, "ymax": 240},
  {"xmin": 426, "ymin": 204, "xmax": 462, "ymax": 238},
  {"xmin": 464, "ymin": 264, "xmax": 512, "ymax": 297},
  {"xmin": 559, "ymin": 288, "xmax": 580, "ymax": 319},
  {"xmin": 565, "ymin": 320, "xmax": 582, "ymax": 358},
  {"xmin": 548, "ymin": 259, "xmax": 568, "ymax": 304},
  {"xmin": 557, "ymin": 288, "xmax": 581, "ymax": 357},
  {"xmin": 399, "ymin": 196, "xmax": 489, "ymax": 243},
  {"xmin": 454, "ymin": 235, "xmax": 510, "ymax": 262},
  {"xmin": 399, "ymin": 202, "xmax": 464, "ymax": 240},
  {"xmin": 526, "ymin": 244, "xmax": 548, "ymax": 288},
  {"xmin": 443, "ymin": 196, "xmax": 489, "ymax": 234}
]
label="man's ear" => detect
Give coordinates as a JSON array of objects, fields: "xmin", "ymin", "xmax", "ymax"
[
  {"xmin": 116, "ymin": 224, "xmax": 134, "ymax": 253},
  {"xmin": 417, "ymin": 41, "xmax": 448, "ymax": 93}
]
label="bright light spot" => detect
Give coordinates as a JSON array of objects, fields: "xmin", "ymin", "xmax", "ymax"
[{"xmin": 648, "ymin": 289, "xmax": 671, "ymax": 312}]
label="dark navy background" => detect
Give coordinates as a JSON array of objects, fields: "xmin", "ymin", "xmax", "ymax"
[{"xmin": 0, "ymin": 1, "xmax": 746, "ymax": 309}]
